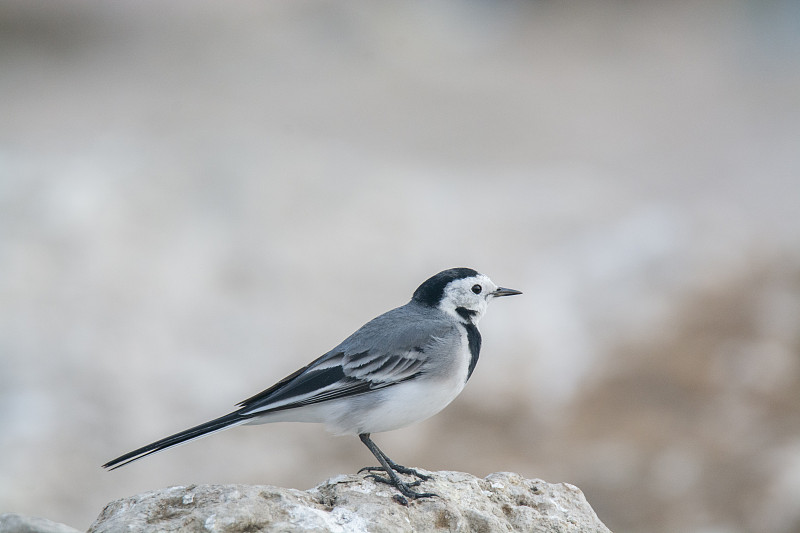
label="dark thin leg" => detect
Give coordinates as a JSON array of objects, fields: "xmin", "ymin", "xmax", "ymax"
[
  {"xmin": 357, "ymin": 444, "xmax": 431, "ymax": 481},
  {"xmin": 358, "ymin": 434, "xmax": 436, "ymax": 502}
]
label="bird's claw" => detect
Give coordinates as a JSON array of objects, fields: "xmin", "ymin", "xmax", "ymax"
[
  {"xmin": 364, "ymin": 473, "xmax": 422, "ymax": 488},
  {"xmin": 364, "ymin": 473, "xmax": 436, "ymax": 500},
  {"xmin": 389, "ymin": 465, "xmax": 431, "ymax": 481},
  {"xmin": 359, "ymin": 464, "xmax": 430, "ymax": 481}
]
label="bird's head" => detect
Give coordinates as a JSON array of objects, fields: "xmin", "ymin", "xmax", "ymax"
[{"xmin": 412, "ymin": 267, "xmax": 521, "ymax": 324}]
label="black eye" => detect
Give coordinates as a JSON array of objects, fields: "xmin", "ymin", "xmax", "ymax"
[{"xmin": 472, "ymin": 284, "xmax": 482, "ymax": 294}]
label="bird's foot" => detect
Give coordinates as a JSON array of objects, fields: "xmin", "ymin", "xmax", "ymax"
[
  {"xmin": 358, "ymin": 463, "xmax": 431, "ymax": 481},
  {"xmin": 364, "ymin": 473, "xmax": 437, "ymax": 503},
  {"xmin": 363, "ymin": 472, "xmax": 423, "ymax": 488},
  {"xmin": 356, "ymin": 434, "xmax": 436, "ymax": 504}
]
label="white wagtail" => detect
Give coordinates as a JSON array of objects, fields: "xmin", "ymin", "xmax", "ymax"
[{"xmin": 103, "ymin": 267, "xmax": 521, "ymax": 502}]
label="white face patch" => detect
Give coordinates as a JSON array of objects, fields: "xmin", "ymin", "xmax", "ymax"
[{"xmin": 437, "ymin": 274, "xmax": 498, "ymax": 323}]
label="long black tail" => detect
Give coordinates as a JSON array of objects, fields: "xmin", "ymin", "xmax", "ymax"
[{"xmin": 102, "ymin": 411, "xmax": 250, "ymax": 470}]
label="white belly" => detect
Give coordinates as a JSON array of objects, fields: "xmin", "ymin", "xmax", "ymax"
[{"xmin": 340, "ymin": 374, "xmax": 468, "ymax": 434}]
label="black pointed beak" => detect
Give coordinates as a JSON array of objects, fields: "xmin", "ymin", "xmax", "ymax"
[{"xmin": 491, "ymin": 287, "xmax": 522, "ymax": 297}]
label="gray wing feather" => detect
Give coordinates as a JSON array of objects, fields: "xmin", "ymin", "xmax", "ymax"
[
  {"xmin": 344, "ymin": 351, "xmax": 426, "ymax": 384},
  {"xmin": 339, "ymin": 304, "xmax": 455, "ymax": 383},
  {"xmin": 239, "ymin": 304, "xmax": 457, "ymax": 415}
]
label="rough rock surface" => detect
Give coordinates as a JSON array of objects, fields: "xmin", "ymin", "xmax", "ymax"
[
  {"xmin": 0, "ymin": 513, "xmax": 82, "ymax": 533},
  {"xmin": 87, "ymin": 471, "xmax": 611, "ymax": 533}
]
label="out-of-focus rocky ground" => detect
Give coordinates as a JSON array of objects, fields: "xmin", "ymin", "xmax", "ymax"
[{"xmin": 1, "ymin": 1, "xmax": 798, "ymax": 532}]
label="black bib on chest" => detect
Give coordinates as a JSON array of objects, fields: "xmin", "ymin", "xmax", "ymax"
[{"xmin": 455, "ymin": 307, "xmax": 482, "ymax": 382}]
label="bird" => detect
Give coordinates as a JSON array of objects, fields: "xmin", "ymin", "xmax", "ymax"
[{"xmin": 103, "ymin": 267, "xmax": 521, "ymax": 503}]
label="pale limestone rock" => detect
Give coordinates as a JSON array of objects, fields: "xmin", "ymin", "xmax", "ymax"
[
  {"xmin": 87, "ymin": 471, "xmax": 612, "ymax": 533},
  {"xmin": 0, "ymin": 513, "xmax": 82, "ymax": 533}
]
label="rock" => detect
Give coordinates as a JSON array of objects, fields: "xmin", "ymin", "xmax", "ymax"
[
  {"xmin": 88, "ymin": 471, "xmax": 612, "ymax": 533},
  {"xmin": 0, "ymin": 513, "xmax": 82, "ymax": 533}
]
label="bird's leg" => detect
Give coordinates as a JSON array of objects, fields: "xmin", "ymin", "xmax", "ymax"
[
  {"xmin": 358, "ymin": 450, "xmax": 431, "ymax": 481},
  {"xmin": 358, "ymin": 434, "xmax": 436, "ymax": 502},
  {"xmin": 357, "ymin": 439, "xmax": 431, "ymax": 481}
]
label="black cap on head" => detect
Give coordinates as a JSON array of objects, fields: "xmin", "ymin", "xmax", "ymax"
[{"xmin": 412, "ymin": 267, "xmax": 479, "ymax": 307}]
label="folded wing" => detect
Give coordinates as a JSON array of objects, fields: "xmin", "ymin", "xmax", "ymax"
[{"xmin": 238, "ymin": 307, "xmax": 455, "ymax": 415}]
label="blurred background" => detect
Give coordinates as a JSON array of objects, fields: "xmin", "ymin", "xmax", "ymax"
[{"xmin": 1, "ymin": 1, "xmax": 799, "ymax": 532}]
